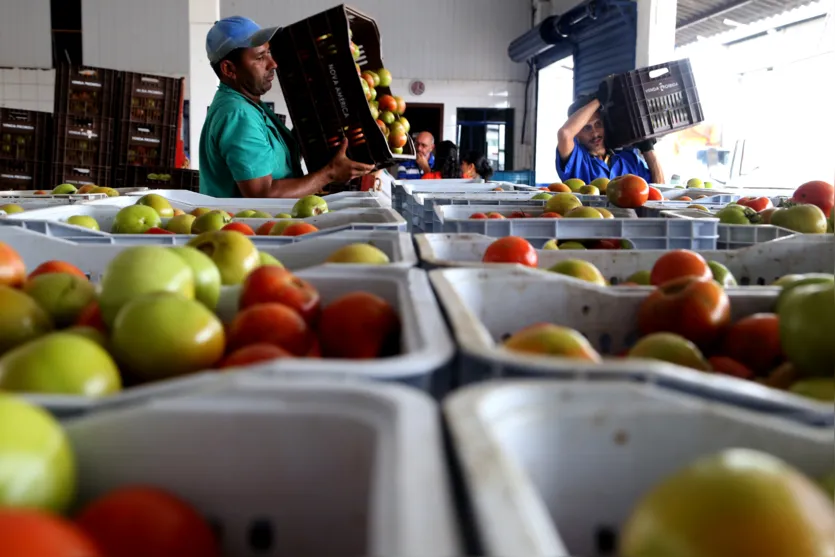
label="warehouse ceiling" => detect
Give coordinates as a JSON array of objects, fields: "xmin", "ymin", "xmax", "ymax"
[{"xmin": 675, "ymin": 0, "xmax": 818, "ymax": 46}]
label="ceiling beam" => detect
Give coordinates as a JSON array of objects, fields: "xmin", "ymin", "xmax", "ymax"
[{"xmin": 676, "ymin": 0, "xmax": 756, "ymax": 31}]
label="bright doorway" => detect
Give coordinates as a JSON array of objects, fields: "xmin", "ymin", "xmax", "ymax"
[{"xmin": 534, "ymin": 56, "xmax": 574, "ymax": 185}]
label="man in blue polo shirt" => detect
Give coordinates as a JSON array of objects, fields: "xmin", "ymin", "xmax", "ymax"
[
  {"xmin": 556, "ymin": 96, "xmax": 665, "ymax": 185},
  {"xmin": 199, "ymin": 16, "xmax": 375, "ymax": 198},
  {"xmin": 397, "ymin": 131, "xmax": 435, "ymax": 180}
]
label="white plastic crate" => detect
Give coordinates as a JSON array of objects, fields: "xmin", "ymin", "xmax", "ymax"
[
  {"xmin": 428, "ymin": 267, "xmax": 832, "ymax": 424},
  {"xmin": 661, "ymin": 188, "xmax": 738, "ymax": 202},
  {"xmin": 663, "ymin": 209, "xmax": 801, "ymax": 248},
  {"xmin": 433, "ymin": 205, "xmax": 716, "ymax": 250},
  {"xmin": 124, "ymin": 188, "xmax": 384, "ymax": 204},
  {"xmin": 66, "ymin": 376, "xmax": 462, "ymax": 557},
  {"xmin": 415, "ymin": 233, "xmax": 832, "ymax": 285},
  {"xmin": 21, "ymin": 267, "xmax": 454, "ymax": 416},
  {"xmin": 93, "ymin": 191, "xmax": 387, "ymax": 211},
  {"xmin": 0, "ymin": 190, "xmax": 106, "ymax": 202},
  {"xmin": 0, "ymin": 227, "xmax": 417, "ymax": 279},
  {"xmin": 392, "ymin": 179, "xmax": 535, "ymax": 215},
  {"xmin": 7, "ymin": 205, "xmax": 406, "ymax": 235},
  {"xmin": 445, "ymin": 380, "xmax": 833, "ymax": 557},
  {"xmin": 407, "ymin": 193, "xmax": 610, "ymax": 233}
]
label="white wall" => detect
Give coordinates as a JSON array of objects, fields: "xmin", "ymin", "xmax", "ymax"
[{"xmin": 0, "ymin": 69, "xmax": 55, "ymax": 112}]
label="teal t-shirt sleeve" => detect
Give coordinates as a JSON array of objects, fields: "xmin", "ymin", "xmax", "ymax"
[{"xmin": 216, "ymin": 109, "xmax": 276, "ymax": 182}]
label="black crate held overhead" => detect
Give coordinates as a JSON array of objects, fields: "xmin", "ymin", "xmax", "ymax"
[
  {"xmin": 114, "ymin": 165, "xmax": 197, "ymax": 191},
  {"xmin": 55, "ymin": 64, "xmax": 118, "ymax": 119},
  {"xmin": 115, "ymin": 121, "xmax": 177, "ymax": 167},
  {"xmin": 0, "ymin": 160, "xmax": 50, "ymax": 190},
  {"xmin": 0, "ymin": 109, "xmax": 52, "ymax": 163},
  {"xmin": 273, "ymin": 4, "xmax": 415, "ymax": 174},
  {"xmin": 51, "ymin": 163, "xmax": 111, "ymax": 187},
  {"xmin": 603, "ymin": 58, "xmax": 705, "ymax": 150},
  {"xmin": 118, "ymin": 72, "xmax": 184, "ymax": 127},
  {"xmin": 53, "ymin": 115, "xmax": 114, "ymax": 169}
]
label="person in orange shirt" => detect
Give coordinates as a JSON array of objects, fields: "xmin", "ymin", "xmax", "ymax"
[{"xmin": 422, "ymin": 141, "xmax": 460, "ymax": 179}]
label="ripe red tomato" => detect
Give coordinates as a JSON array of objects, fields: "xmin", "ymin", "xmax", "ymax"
[
  {"xmin": 389, "ymin": 132, "xmax": 407, "ymax": 149},
  {"xmin": 281, "ymin": 223, "xmax": 319, "ymax": 236},
  {"xmin": 144, "ymin": 227, "xmax": 175, "ymax": 235},
  {"xmin": 377, "ymin": 95, "xmax": 397, "ymax": 113},
  {"xmin": 28, "ymin": 260, "xmax": 87, "ymax": 280},
  {"xmin": 708, "ymin": 356, "xmax": 755, "ymax": 380},
  {"xmin": 255, "ymin": 221, "xmax": 276, "ymax": 235},
  {"xmin": 469, "ymin": 213, "xmax": 487, "ymax": 219},
  {"xmin": 637, "ymin": 276, "xmax": 731, "ymax": 347},
  {"xmin": 509, "ymin": 211, "xmax": 532, "ymax": 218},
  {"xmin": 482, "ymin": 237, "xmax": 538, "ymax": 267},
  {"xmin": 792, "ymin": 180, "xmax": 834, "ymax": 217},
  {"xmin": 222, "ymin": 222, "xmax": 255, "ymax": 236},
  {"xmin": 737, "ymin": 196, "xmax": 773, "ymax": 212},
  {"xmin": 0, "ymin": 242, "xmax": 26, "ymax": 287},
  {"xmin": 227, "ymin": 303, "xmax": 315, "ymax": 356},
  {"xmin": 239, "ymin": 266, "xmax": 320, "ymax": 324},
  {"xmin": 678, "ymin": 196, "xmax": 692, "ymax": 201},
  {"xmin": 76, "ymin": 301, "xmax": 107, "ymax": 333},
  {"xmin": 721, "ymin": 313, "xmax": 782, "ymax": 375},
  {"xmin": 0, "ymin": 510, "xmax": 101, "ymax": 556},
  {"xmin": 318, "ymin": 292, "xmax": 401, "ymax": 358},
  {"xmin": 540, "ymin": 212, "xmax": 561, "ymax": 218},
  {"xmin": 650, "ymin": 250, "xmax": 712, "ymax": 286},
  {"xmin": 76, "ymin": 487, "xmax": 219, "ymax": 557},
  {"xmin": 647, "ymin": 186, "xmax": 663, "ymax": 201},
  {"xmin": 606, "ymin": 174, "xmax": 649, "ymax": 208},
  {"xmin": 219, "ymin": 343, "xmax": 292, "ymax": 369}
]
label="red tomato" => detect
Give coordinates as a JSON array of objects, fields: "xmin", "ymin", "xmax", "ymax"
[
  {"xmin": 709, "ymin": 356, "xmax": 755, "ymax": 380},
  {"xmin": 219, "ymin": 343, "xmax": 293, "ymax": 369},
  {"xmin": 144, "ymin": 227, "xmax": 175, "ymax": 234},
  {"xmin": 28, "ymin": 260, "xmax": 87, "ymax": 280},
  {"xmin": 509, "ymin": 211, "xmax": 532, "ymax": 218},
  {"xmin": 637, "ymin": 276, "xmax": 731, "ymax": 347},
  {"xmin": 0, "ymin": 509, "xmax": 101, "ymax": 557},
  {"xmin": 482, "ymin": 237, "xmax": 538, "ymax": 267},
  {"xmin": 650, "ymin": 250, "xmax": 712, "ymax": 286},
  {"xmin": 721, "ymin": 313, "xmax": 782, "ymax": 375},
  {"xmin": 469, "ymin": 213, "xmax": 487, "ymax": 219},
  {"xmin": 227, "ymin": 303, "xmax": 314, "ymax": 356},
  {"xmin": 76, "ymin": 301, "xmax": 107, "ymax": 333},
  {"xmin": 255, "ymin": 221, "xmax": 276, "ymax": 235},
  {"xmin": 792, "ymin": 180, "xmax": 834, "ymax": 217},
  {"xmin": 76, "ymin": 487, "xmax": 220, "ymax": 557},
  {"xmin": 678, "ymin": 196, "xmax": 692, "ymax": 201},
  {"xmin": 606, "ymin": 174, "xmax": 649, "ymax": 208},
  {"xmin": 540, "ymin": 212, "xmax": 561, "ymax": 218},
  {"xmin": 647, "ymin": 186, "xmax": 663, "ymax": 201},
  {"xmin": 737, "ymin": 196, "xmax": 773, "ymax": 212},
  {"xmin": 0, "ymin": 242, "xmax": 26, "ymax": 287},
  {"xmin": 377, "ymin": 95, "xmax": 397, "ymax": 113},
  {"xmin": 222, "ymin": 222, "xmax": 255, "ymax": 236},
  {"xmin": 318, "ymin": 292, "xmax": 400, "ymax": 358},
  {"xmin": 239, "ymin": 266, "xmax": 320, "ymax": 324},
  {"xmin": 282, "ymin": 223, "xmax": 319, "ymax": 236}
]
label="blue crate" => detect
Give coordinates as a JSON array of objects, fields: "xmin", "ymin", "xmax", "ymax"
[{"xmin": 433, "ymin": 204, "xmax": 718, "ymax": 250}]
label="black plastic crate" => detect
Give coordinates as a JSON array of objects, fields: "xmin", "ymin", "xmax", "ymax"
[
  {"xmin": 115, "ymin": 121, "xmax": 177, "ymax": 167},
  {"xmin": 55, "ymin": 64, "xmax": 119, "ymax": 118},
  {"xmin": 603, "ymin": 58, "xmax": 704, "ymax": 149},
  {"xmin": 0, "ymin": 109, "xmax": 52, "ymax": 163},
  {"xmin": 51, "ymin": 163, "xmax": 111, "ymax": 187},
  {"xmin": 0, "ymin": 160, "xmax": 51, "ymax": 190},
  {"xmin": 117, "ymin": 72, "xmax": 184, "ymax": 127},
  {"xmin": 273, "ymin": 4, "xmax": 415, "ymax": 174},
  {"xmin": 114, "ymin": 165, "xmax": 196, "ymax": 191},
  {"xmin": 53, "ymin": 115, "xmax": 114, "ymax": 169}
]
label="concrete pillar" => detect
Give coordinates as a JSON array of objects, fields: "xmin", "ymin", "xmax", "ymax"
[
  {"xmin": 636, "ymin": 0, "xmax": 677, "ymax": 68},
  {"xmin": 188, "ymin": 0, "xmax": 220, "ymax": 170}
]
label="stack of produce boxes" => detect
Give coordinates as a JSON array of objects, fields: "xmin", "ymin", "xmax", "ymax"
[{"xmin": 0, "ymin": 108, "xmax": 52, "ymax": 190}]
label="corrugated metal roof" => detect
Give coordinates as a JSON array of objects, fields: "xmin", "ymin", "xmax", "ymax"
[{"xmin": 675, "ymin": 0, "xmax": 817, "ymax": 46}]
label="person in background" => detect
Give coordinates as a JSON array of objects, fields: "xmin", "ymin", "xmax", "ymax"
[
  {"xmin": 397, "ymin": 131, "xmax": 435, "ymax": 179},
  {"xmin": 556, "ymin": 95, "xmax": 664, "ymax": 185},
  {"xmin": 199, "ymin": 16, "xmax": 374, "ymax": 198},
  {"xmin": 422, "ymin": 141, "xmax": 459, "ymax": 179},
  {"xmin": 460, "ymin": 151, "xmax": 494, "ymax": 181}
]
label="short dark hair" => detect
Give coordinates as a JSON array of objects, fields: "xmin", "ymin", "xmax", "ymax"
[
  {"xmin": 432, "ymin": 140, "xmax": 460, "ymax": 179},
  {"xmin": 211, "ymin": 47, "xmax": 245, "ymax": 79},
  {"xmin": 461, "ymin": 150, "xmax": 494, "ymax": 180}
]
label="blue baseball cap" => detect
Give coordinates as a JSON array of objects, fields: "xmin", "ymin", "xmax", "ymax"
[{"xmin": 206, "ymin": 16, "xmax": 280, "ymax": 64}]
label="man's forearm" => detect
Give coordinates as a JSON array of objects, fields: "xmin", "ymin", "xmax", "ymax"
[
  {"xmin": 559, "ymin": 99, "xmax": 601, "ymax": 140},
  {"xmin": 643, "ymin": 151, "xmax": 665, "ymax": 184}
]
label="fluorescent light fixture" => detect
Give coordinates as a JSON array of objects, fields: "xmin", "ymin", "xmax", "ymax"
[{"xmin": 723, "ymin": 18, "xmax": 743, "ymax": 27}]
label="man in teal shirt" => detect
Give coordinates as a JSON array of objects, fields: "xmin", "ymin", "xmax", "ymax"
[{"xmin": 200, "ymin": 16, "xmax": 374, "ymax": 198}]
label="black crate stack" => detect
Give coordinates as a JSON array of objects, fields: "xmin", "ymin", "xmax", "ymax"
[
  {"xmin": 51, "ymin": 64, "xmax": 118, "ymax": 187},
  {"xmin": 112, "ymin": 72, "xmax": 183, "ymax": 188},
  {"xmin": 0, "ymin": 108, "xmax": 52, "ymax": 190}
]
